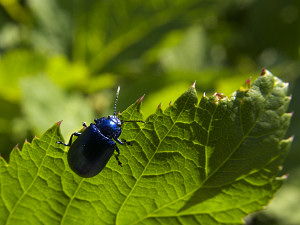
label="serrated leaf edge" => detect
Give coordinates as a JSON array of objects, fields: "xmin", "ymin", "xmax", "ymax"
[{"xmin": 4, "ymin": 124, "xmax": 60, "ymax": 224}]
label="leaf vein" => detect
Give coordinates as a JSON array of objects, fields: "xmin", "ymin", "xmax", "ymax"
[
  {"xmin": 136, "ymin": 82, "xmax": 275, "ymax": 220},
  {"xmin": 5, "ymin": 133, "xmax": 56, "ymax": 225},
  {"xmin": 60, "ymin": 178, "xmax": 85, "ymax": 225},
  {"xmin": 117, "ymin": 92, "xmax": 194, "ymax": 225}
]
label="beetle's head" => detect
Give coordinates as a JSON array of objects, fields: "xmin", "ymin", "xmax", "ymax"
[
  {"xmin": 95, "ymin": 86, "xmax": 145, "ymax": 139},
  {"xmin": 95, "ymin": 115, "xmax": 122, "ymax": 139}
]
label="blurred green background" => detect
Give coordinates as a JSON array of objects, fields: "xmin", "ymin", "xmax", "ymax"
[{"xmin": 0, "ymin": 0, "xmax": 299, "ymax": 224}]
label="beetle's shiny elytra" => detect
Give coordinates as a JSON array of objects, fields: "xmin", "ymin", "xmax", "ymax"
[{"xmin": 57, "ymin": 86, "xmax": 145, "ymax": 178}]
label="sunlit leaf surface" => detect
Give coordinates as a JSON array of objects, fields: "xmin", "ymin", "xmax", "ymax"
[{"xmin": 0, "ymin": 71, "xmax": 292, "ymax": 225}]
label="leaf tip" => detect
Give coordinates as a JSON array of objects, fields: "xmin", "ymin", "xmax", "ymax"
[
  {"xmin": 288, "ymin": 135, "xmax": 295, "ymax": 142},
  {"xmin": 57, "ymin": 120, "xmax": 63, "ymax": 126},
  {"xmin": 12, "ymin": 143, "xmax": 21, "ymax": 154},
  {"xmin": 238, "ymin": 77, "xmax": 252, "ymax": 92},
  {"xmin": 282, "ymin": 174, "xmax": 289, "ymax": 179},
  {"xmin": 13, "ymin": 143, "xmax": 19, "ymax": 150},
  {"xmin": 137, "ymin": 94, "xmax": 145, "ymax": 103},
  {"xmin": 191, "ymin": 81, "xmax": 196, "ymax": 89},
  {"xmin": 261, "ymin": 68, "xmax": 267, "ymax": 76},
  {"xmin": 158, "ymin": 102, "xmax": 162, "ymax": 109},
  {"xmin": 245, "ymin": 77, "xmax": 251, "ymax": 88},
  {"xmin": 277, "ymin": 173, "xmax": 289, "ymax": 181},
  {"xmin": 260, "ymin": 68, "xmax": 273, "ymax": 76},
  {"xmin": 25, "ymin": 138, "xmax": 29, "ymax": 143}
]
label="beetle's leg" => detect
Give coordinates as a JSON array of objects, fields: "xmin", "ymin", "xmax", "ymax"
[
  {"xmin": 57, "ymin": 132, "xmax": 81, "ymax": 146},
  {"xmin": 115, "ymin": 138, "xmax": 132, "ymax": 146},
  {"xmin": 115, "ymin": 146, "xmax": 122, "ymax": 167},
  {"xmin": 82, "ymin": 122, "xmax": 87, "ymax": 127},
  {"xmin": 115, "ymin": 138, "xmax": 124, "ymax": 145}
]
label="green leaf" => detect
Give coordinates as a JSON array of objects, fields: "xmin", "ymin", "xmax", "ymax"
[
  {"xmin": 0, "ymin": 71, "xmax": 292, "ymax": 225},
  {"xmin": 0, "ymin": 49, "xmax": 46, "ymax": 102}
]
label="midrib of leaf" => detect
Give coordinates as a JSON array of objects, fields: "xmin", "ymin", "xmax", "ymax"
[
  {"xmin": 131, "ymin": 84, "xmax": 275, "ymax": 224},
  {"xmin": 60, "ymin": 178, "xmax": 85, "ymax": 225},
  {"xmin": 116, "ymin": 91, "xmax": 194, "ymax": 225},
  {"xmin": 5, "ymin": 134, "xmax": 56, "ymax": 225}
]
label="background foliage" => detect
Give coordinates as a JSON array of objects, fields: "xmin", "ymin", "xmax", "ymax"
[{"xmin": 0, "ymin": 0, "xmax": 299, "ymax": 224}]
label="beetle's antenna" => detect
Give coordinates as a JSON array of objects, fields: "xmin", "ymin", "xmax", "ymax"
[
  {"xmin": 121, "ymin": 120, "xmax": 146, "ymax": 123},
  {"xmin": 114, "ymin": 86, "xmax": 120, "ymax": 116}
]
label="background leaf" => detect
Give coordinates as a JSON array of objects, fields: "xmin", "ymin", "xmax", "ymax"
[{"xmin": 0, "ymin": 71, "xmax": 292, "ymax": 225}]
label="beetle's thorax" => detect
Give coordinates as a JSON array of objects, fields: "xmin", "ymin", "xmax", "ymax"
[{"xmin": 94, "ymin": 115, "xmax": 122, "ymax": 139}]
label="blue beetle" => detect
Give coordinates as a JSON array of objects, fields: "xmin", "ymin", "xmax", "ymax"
[{"xmin": 57, "ymin": 86, "xmax": 145, "ymax": 178}]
